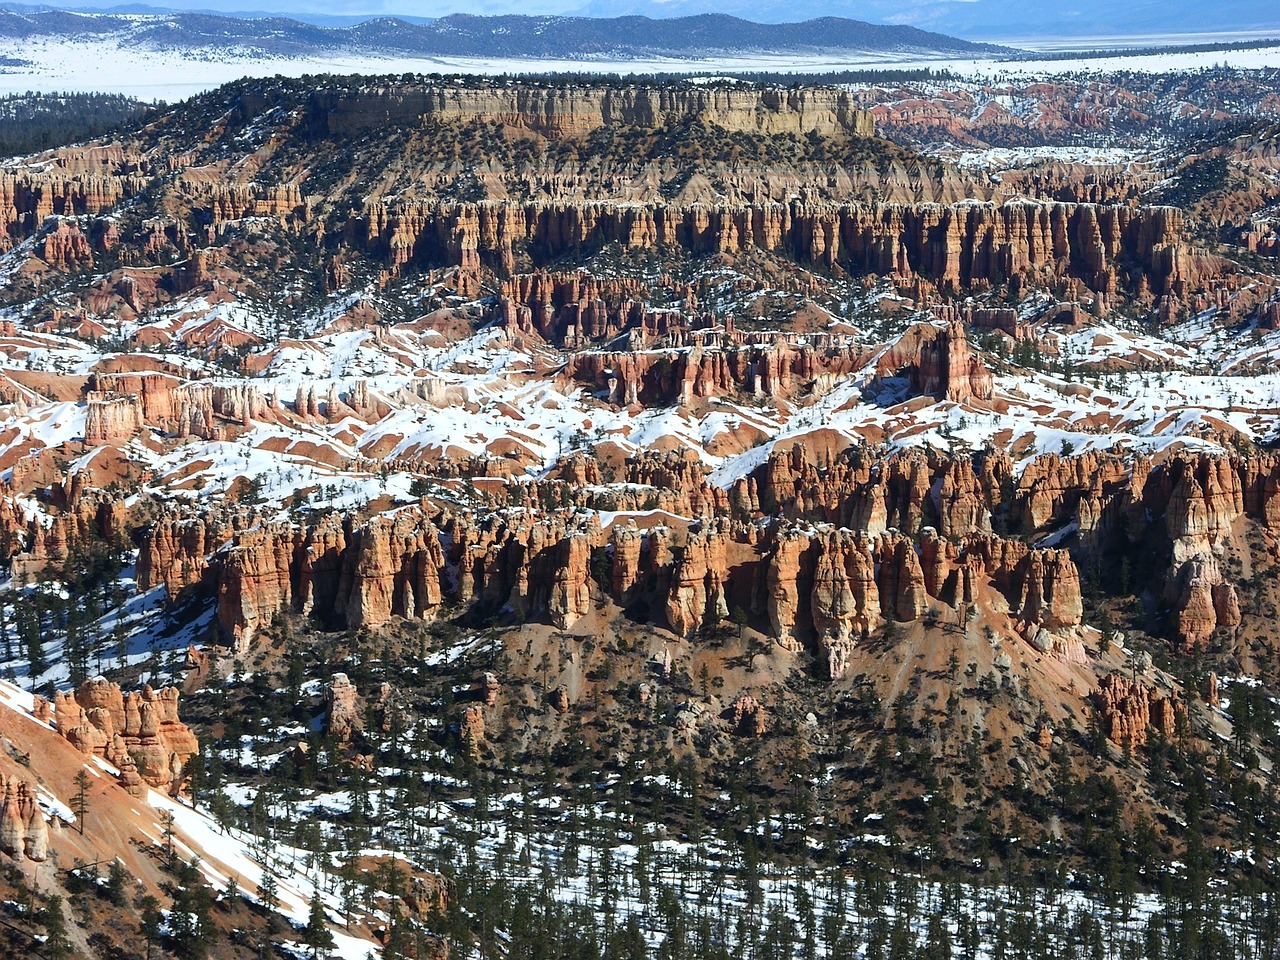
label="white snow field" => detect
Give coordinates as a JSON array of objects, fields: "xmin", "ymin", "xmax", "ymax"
[{"xmin": 0, "ymin": 32, "xmax": 1278, "ymax": 101}]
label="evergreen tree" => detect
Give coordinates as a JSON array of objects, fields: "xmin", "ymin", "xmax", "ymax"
[
  {"xmin": 72, "ymin": 768, "xmax": 91, "ymax": 835},
  {"xmin": 40, "ymin": 895, "xmax": 70, "ymax": 960},
  {"xmin": 139, "ymin": 894, "xmax": 163, "ymax": 960},
  {"xmin": 305, "ymin": 891, "xmax": 336, "ymax": 959}
]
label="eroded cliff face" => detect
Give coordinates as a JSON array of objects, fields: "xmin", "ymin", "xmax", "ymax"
[
  {"xmin": 0, "ymin": 778, "xmax": 49, "ymax": 862},
  {"xmin": 363, "ymin": 198, "xmax": 1208, "ymax": 299},
  {"xmin": 51, "ymin": 678, "xmax": 198, "ymax": 794},
  {"xmin": 298, "ymin": 83, "xmax": 876, "ymax": 140},
  {"xmin": 1095, "ymin": 673, "xmax": 1184, "ymax": 748}
]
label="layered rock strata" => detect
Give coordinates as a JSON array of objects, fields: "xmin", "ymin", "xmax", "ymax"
[{"xmin": 52, "ymin": 679, "xmax": 199, "ymax": 793}]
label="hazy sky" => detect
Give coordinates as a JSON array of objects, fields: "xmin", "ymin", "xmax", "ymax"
[{"xmin": 38, "ymin": 0, "xmax": 1280, "ymax": 39}]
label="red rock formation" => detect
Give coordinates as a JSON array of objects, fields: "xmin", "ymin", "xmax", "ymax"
[
  {"xmin": 1016, "ymin": 549, "xmax": 1083, "ymax": 630},
  {"xmin": 459, "ymin": 706, "xmax": 485, "ymax": 753},
  {"xmin": 88, "ymin": 373, "xmax": 275, "ymax": 438},
  {"xmin": 366, "ymin": 199, "xmax": 1203, "ymax": 299},
  {"xmin": 1095, "ymin": 674, "xmax": 1184, "ymax": 748},
  {"xmin": 888, "ymin": 319, "xmax": 996, "ymax": 403},
  {"xmin": 41, "ymin": 219, "xmax": 93, "ymax": 269},
  {"xmin": 665, "ymin": 522, "xmax": 730, "ymax": 637},
  {"xmin": 731, "ymin": 695, "xmax": 768, "ymax": 737},
  {"xmin": 610, "ymin": 524, "xmax": 644, "ymax": 605},
  {"xmin": 218, "ymin": 522, "xmax": 299, "ymax": 650},
  {"xmin": 0, "ymin": 778, "xmax": 48, "ymax": 862},
  {"xmin": 324, "ymin": 674, "xmax": 361, "ymax": 744},
  {"xmin": 84, "ymin": 393, "xmax": 144, "ymax": 444},
  {"xmin": 810, "ymin": 531, "xmax": 881, "ymax": 676},
  {"xmin": 53, "ymin": 680, "xmax": 198, "ymax": 793}
]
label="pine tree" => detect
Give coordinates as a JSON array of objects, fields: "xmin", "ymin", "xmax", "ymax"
[
  {"xmin": 259, "ymin": 867, "xmax": 280, "ymax": 928},
  {"xmin": 304, "ymin": 891, "xmax": 336, "ymax": 959},
  {"xmin": 72, "ymin": 769, "xmax": 91, "ymax": 835},
  {"xmin": 160, "ymin": 808, "xmax": 177, "ymax": 866},
  {"xmin": 170, "ymin": 859, "xmax": 218, "ymax": 960},
  {"xmin": 40, "ymin": 895, "xmax": 70, "ymax": 960},
  {"xmin": 139, "ymin": 895, "xmax": 163, "ymax": 960},
  {"xmin": 106, "ymin": 857, "xmax": 129, "ymax": 905}
]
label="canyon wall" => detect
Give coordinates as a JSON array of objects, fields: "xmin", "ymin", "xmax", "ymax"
[
  {"xmin": 363, "ymin": 198, "xmax": 1209, "ymax": 298},
  {"xmin": 295, "ymin": 83, "xmax": 876, "ymax": 139},
  {"xmin": 132, "ymin": 445, "xmax": 1277, "ymax": 663}
]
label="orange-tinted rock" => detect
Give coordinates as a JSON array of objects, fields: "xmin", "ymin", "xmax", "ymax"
[
  {"xmin": 0, "ymin": 778, "xmax": 47, "ymax": 862},
  {"xmin": 84, "ymin": 393, "xmax": 144, "ymax": 444},
  {"xmin": 731, "ymin": 695, "xmax": 768, "ymax": 737},
  {"xmin": 325, "ymin": 673, "xmax": 361, "ymax": 744},
  {"xmin": 665, "ymin": 522, "xmax": 730, "ymax": 637},
  {"xmin": 1095, "ymin": 673, "xmax": 1184, "ymax": 748},
  {"xmin": 550, "ymin": 685, "xmax": 570, "ymax": 714},
  {"xmin": 1017, "ymin": 549, "xmax": 1083, "ymax": 630},
  {"xmin": 459, "ymin": 706, "xmax": 485, "ymax": 752},
  {"xmin": 52, "ymin": 680, "xmax": 197, "ymax": 793}
]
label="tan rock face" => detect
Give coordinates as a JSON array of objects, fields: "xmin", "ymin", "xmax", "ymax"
[
  {"xmin": 1017, "ymin": 549, "xmax": 1083, "ymax": 631},
  {"xmin": 549, "ymin": 533, "xmax": 594, "ymax": 630},
  {"xmin": 53, "ymin": 680, "xmax": 197, "ymax": 794},
  {"xmin": 308, "ymin": 82, "xmax": 875, "ymax": 140},
  {"xmin": 550, "ymin": 685, "xmax": 571, "ymax": 714},
  {"xmin": 876, "ymin": 319, "xmax": 995, "ymax": 403},
  {"xmin": 121, "ymin": 446, "xmax": 1280, "ymax": 677},
  {"xmin": 564, "ymin": 336, "xmax": 868, "ymax": 410},
  {"xmin": 42, "ymin": 219, "xmax": 94, "ymax": 269},
  {"xmin": 367, "ymin": 198, "xmax": 1198, "ymax": 299},
  {"xmin": 731, "ymin": 696, "xmax": 768, "ymax": 737},
  {"xmin": 84, "ymin": 393, "xmax": 144, "ymax": 444},
  {"xmin": 478, "ymin": 673, "xmax": 500, "ymax": 707},
  {"xmin": 0, "ymin": 778, "xmax": 48, "ymax": 862},
  {"xmin": 459, "ymin": 706, "xmax": 485, "ymax": 753},
  {"xmin": 325, "ymin": 674, "xmax": 362, "ymax": 745},
  {"xmin": 1095, "ymin": 674, "xmax": 1184, "ymax": 748},
  {"xmin": 665, "ymin": 523, "xmax": 730, "ymax": 637}
]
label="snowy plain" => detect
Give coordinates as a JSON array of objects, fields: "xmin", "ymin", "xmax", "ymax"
[{"xmin": 0, "ymin": 33, "xmax": 1279, "ymax": 101}]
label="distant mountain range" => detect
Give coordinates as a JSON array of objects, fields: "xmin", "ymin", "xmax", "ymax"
[
  {"xmin": 573, "ymin": 0, "xmax": 1280, "ymax": 42},
  {"xmin": 0, "ymin": 7, "xmax": 1012, "ymax": 58},
  {"xmin": 2, "ymin": 0, "xmax": 1277, "ymax": 41}
]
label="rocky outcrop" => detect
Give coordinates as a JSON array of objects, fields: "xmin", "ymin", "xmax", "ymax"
[
  {"xmin": 87, "ymin": 373, "xmax": 275, "ymax": 439},
  {"xmin": 1094, "ymin": 674, "xmax": 1184, "ymax": 748},
  {"xmin": 366, "ymin": 198, "xmax": 1206, "ymax": 299},
  {"xmin": 41, "ymin": 219, "xmax": 93, "ymax": 269},
  {"xmin": 218, "ymin": 522, "xmax": 300, "ymax": 651},
  {"xmin": 809, "ymin": 531, "xmax": 882, "ymax": 678},
  {"xmin": 1016, "ymin": 549, "xmax": 1083, "ymax": 630},
  {"xmin": 876, "ymin": 319, "xmax": 994, "ymax": 403},
  {"xmin": 324, "ymin": 674, "xmax": 362, "ymax": 744},
  {"xmin": 305, "ymin": 82, "xmax": 875, "ymax": 140},
  {"xmin": 0, "ymin": 778, "xmax": 48, "ymax": 862},
  {"xmin": 84, "ymin": 393, "xmax": 144, "ymax": 444},
  {"xmin": 761, "ymin": 522, "xmax": 1082, "ymax": 673},
  {"xmin": 549, "ymin": 533, "xmax": 594, "ymax": 629},
  {"xmin": 459, "ymin": 706, "xmax": 485, "ymax": 753},
  {"xmin": 550, "ymin": 685, "xmax": 571, "ymax": 714},
  {"xmin": 53, "ymin": 679, "xmax": 198, "ymax": 793},
  {"xmin": 126, "ymin": 446, "xmax": 1280, "ymax": 676},
  {"xmin": 563, "ymin": 335, "xmax": 868, "ymax": 409},
  {"xmin": 342, "ymin": 513, "xmax": 447, "ymax": 631},
  {"xmin": 731, "ymin": 695, "xmax": 767, "ymax": 737},
  {"xmin": 665, "ymin": 523, "xmax": 730, "ymax": 637},
  {"xmin": 137, "ymin": 512, "xmax": 234, "ymax": 598}
]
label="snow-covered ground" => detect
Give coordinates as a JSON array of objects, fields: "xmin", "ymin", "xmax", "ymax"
[{"xmin": 1, "ymin": 34, "xmax": 1279, "ymax": 101}]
